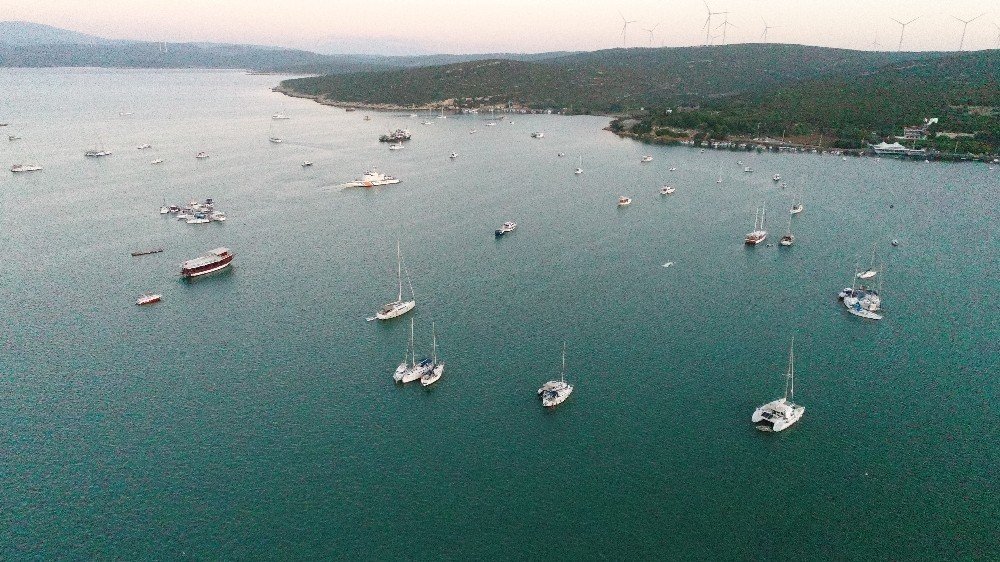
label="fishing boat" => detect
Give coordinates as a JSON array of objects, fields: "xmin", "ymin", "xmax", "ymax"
[
  {"xmin": 539, "ymin": 343, "xmax": 573, "ymax": 408},
  {"xmin": 495, "ymin": 221, "xmax": 517, "ymax": 236},
  {"xmin": 180, "ymin": 247, "xmax": 233, "ymax": 278},
  {"xmin": 10, "ymin": 164, "xmax": 42, "ymax": 173},
  {"xmin": 751, "ymin": 337, "xmax": 805, "ymax": 432},
  {"xmin": 618, "ymin": 196, "xmax": 632, "ymax": 207},
  {"xmin": 342, "ymin": 169, "xmax": 400, "ymax": 188},
  {"xmin": 660, "ymin": 186, "xmax": 676, "ymax": 195},
  {"xmin": 420, "ymin": 322, "xmax": 444, "ymax": 387},
  {"xmin": 135, "ymin": 293, "xmax": 162, "ymax": 306},
  {"xmin": 374, "ymin": 242, "xmax": 416, "ymax": 321},
  {"xmin": 641, "ymin": 155, "xmax": 653, "ymax": 163},
  {"xmin": 745, "ymin": 203, "xmax": 768, "ymax": 245}
]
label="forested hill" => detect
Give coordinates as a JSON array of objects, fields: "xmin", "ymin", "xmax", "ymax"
[{"xmin": 279, "ymin": 44, "xmax": 942, "ymax": 112}]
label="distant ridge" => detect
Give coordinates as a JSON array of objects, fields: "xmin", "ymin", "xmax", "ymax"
[{"xmin": 0, "ymin": 21, "xmax": 112, "ymax": 46}]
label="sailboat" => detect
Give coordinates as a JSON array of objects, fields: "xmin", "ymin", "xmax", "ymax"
[
  {"xmin": 779, "ymin": 211, "xmax": 794, "ymax": 246},
  {"xmin": 420, "ymin": 322, "xmax": 444, "ymax": 387},
  {"xmin": 840, "ymin": 259, "xmax": 883, "ymax": 321},
  {"xmin": 84, "ymin": 136, "xmax": 111, "ymax": 157},
  {"xmin": 574, "ymin": 156, "xmax": 583, "ymax": 175},
  {"xmin": 538, "ymin": 342, "xmax": 573, "ymax": 408},
  {"xmin": 857, "ymin": 243, "xmax": 878, "ymax": 279},
  {"xmin": 790, "ymin": 184, "xmax": 804, "ymax": 214},
  {"xmin": 373, "ymin": 242, "xmax": 416, "ymax": 321},
  {"xmin": 752, "ymin": 337, "xmax": 805, "ymax": 432},
  {"xmin": 401, "ymin": 319, "xmax": 432, "ymax": 384},
  {"xmin": 268, "ymin": 121, "xmax": 283, "ymax": 143},
  {"xmin": 745, "ymin": 203, "xmax": 768, "ymax": 245},
  {"xmin": 393, "ymin": 318, "xmax": 413, "ymax": 383}
]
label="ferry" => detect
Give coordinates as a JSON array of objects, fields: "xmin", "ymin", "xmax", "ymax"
[
  {"xmin": 342, "ymin": 169, "xmax": 401, "ymax": 188},
  {"xmin": 180, "ymin": 247, "xmax": 233, "ymax": 278}
]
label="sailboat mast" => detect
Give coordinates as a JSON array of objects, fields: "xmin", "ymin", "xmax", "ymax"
[
  {"xmin": 786, "ymin": 336, "xmax": 795, "ymax": 401},
  {"xmin": 761, "ymin": 201, "xmax": 766, "ymax": 229},
  {"xmin": 432, "ymin": 322, "xmax": 437, "ymax": 364},
  {"xmin": 561, "ymin": 342, "xmax": 566, "ymax": 383},
  {"xmin": 396, "ymin": 241, "xmax": 403, "ymax": 302},
  {"xmin": 410, "ymin": 317, "xmax": 416, "ymax": 366}
]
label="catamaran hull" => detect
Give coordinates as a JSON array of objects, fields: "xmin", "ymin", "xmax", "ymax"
[
  {"xmin": 421, "ymin": 365, "xmax": 443, "ymax": 387},
  {"xmin": 376, "ymin": 300, "xmax": 415, "ymax": 320}
]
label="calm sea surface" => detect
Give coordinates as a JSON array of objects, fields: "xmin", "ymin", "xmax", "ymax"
[{"xmin": 1, "ymin": 68, "xmax": 997, "ymax": 559}]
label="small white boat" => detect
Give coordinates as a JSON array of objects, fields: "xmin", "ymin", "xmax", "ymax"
[
  {"xmin": 421, "ymin": 121, "xmax": 433, "ymax": 125},
  {"xmin": 135, "ymin": 293, "xmax": 162, "ymax": 306},
  {"xmin": 268, "ymin": 137, "xmax": 283, "ymax": 144},
  {"xmin": 574, "ymin": 156, "xmax": 583, "ymax": 175},
  {"xmin": 857, "ymin": 270, "xmax": 877, "ymax": 280},
  {"xmin": 495, "ymin": 221, "xmax": 517, "ymax": 236},
  {"xmin": 744, "ymin": 166, "xmax": 753, "ymax": 173},
  {"xmin": 10, "ymin": 164, "xmax": 42, "ymax": 173},
  {"xmin": 469, "ymin": 129, "xmax": 477, "ymax": 134},
  {"xmin": 85, "ymin": 150, "xmax": 112, "ymax": 157},
  {"xmin": 618, "ymin": 196, "xmax": 632, "ymax": 207},
  {"xmin": 151, "ymin": 159, "xmax": 164, "ymax": 164},
  {"xmin": 486, "ymin": 122, "xmax": 497, "ymax": 127},
  {"xmin": 779, "ymin": 211, "xmax": 794, "ymax": 246},
  {"xmin": 752, "ymin": 337, "xmax": 805, "ymax": 432},
  {"xmin": 773, "ymin": 174, "xmax": 781, "ymax": 181},
  {"xmin": 136, "ymin": 144, "xmax": 151, "ymax": 150},
  {"xmin": 388, "ymin": 143, "xmax": 404, "ymax": 150},
  {"xmin": 271, "ymin": 113, "xmax": 290, "ymax": 120},
  {"xmin": 187, "ymin": 217, "xmax": 211, "ymax": 224},
  {"xmin": 159, "ymin": 206, "xmax": 169, "ymax": 214},
  {"xmin": 790, "ymin": 204, "xmax": 803, "ymax": 215},
  {"xmin": 8, "ymin": 135, "xmax": 22, "ymax": 141},
  {"xmin": 449, "ymin": 152, "xmax": 458, "ymax": 159},
  {"xmin": 539, "ymin": 343, "xmax": 573, "ymax": 408},
  {"xmin": 301, "ymin": 161, "xmax": 313, "ymax": 167},
  {"xmin": 195, "ymin": 152, "xmax": 209, "ymax": 159},
  {"xmin": 669, "ymin": 167, "xmax": 677, "ymax": 171},
  {"xmin": 557, "ymin": 152, "xmax": 565, "ymax": 157},
  {"xmin": 660, "ymin": 186, "xmax": 675, "ymax": 195},
  {"xmin": 530, "ymin": 131, "xmax": 544, "ymax": 138},
  {"xmin": 641, "ymin": 155, "xmax": 653, "ymax": 163},
  {"xmin": 891, "ymin": 239, "xmax": 900, "ymax": 247},
  {"xmin": 209, "ymin": 211, "xmax": 227, "ymax": 222},
  {"xmin": 574, "ymin": 168, "xmax": 583, "ymax": 175}
]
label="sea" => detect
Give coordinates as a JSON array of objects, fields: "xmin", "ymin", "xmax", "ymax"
[{"xmin": 1, "ymin": 68, "xmax": 997, "ymax": 559}]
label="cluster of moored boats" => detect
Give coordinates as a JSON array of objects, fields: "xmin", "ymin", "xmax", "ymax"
[{"xmin": 159, "ymin": 198, "xmax": 227, "ymax": 224}]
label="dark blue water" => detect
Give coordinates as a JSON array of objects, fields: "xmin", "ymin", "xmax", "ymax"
[{"xmin": 1, "ymin": 68, "xmax": 997, "ymax": 559}]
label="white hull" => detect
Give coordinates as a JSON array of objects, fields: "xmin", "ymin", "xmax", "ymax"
[
  {"xmin": 752, "ymin": 399, "xmax": 804, "ymax": 432},
  {"xmin": 184, "ymin": 261, "xmax": 232, "ymax": 278},
  {"xmin": 542, "ymin": 385, "xmax": 573, "ymax": 407},
  {"xmin": 376, "ymin": 299, "xmax": 415, "ymax": 320},
  {"xmin": 343, "ymin": 179, "xmax": 401, "ymax": 188},
  {"xmin": 393, "ymin": 362, "xmax": 409, "ymax": 383},
  {"xmin": 421, "ymin": 364, "xmax": 444, "ymax": 387},
  {"xmin": 402, "ymin": 362, "xmax": 431, "ymax": 383}
]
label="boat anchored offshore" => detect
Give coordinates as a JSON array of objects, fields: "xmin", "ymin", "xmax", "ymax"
[
  {"xmin": 618, "ymin": 196, "xmax": 632, "ymax": 207},
  {"xmin": 530, "ymin": 131, "xmax": 545, "ymax": 138},
  {"xmin": 745, "ymin": 203, "xmax": 768, "ymax": 245},
  {"xmin": 180, "ymin": 247, "xmax": 233, "ymax": 278},
  {"xmin": 780, "ymin": 212, "xmax": 794, "ymax": 246},
  {"xmin": 135, "ymin": 292, "xmax": 162, "ymax": 306},
  {"xmin": 11, "ymin": 164, "xmax": 42, "ymax": 173},
  {"xmin": 660, "ymin": 186, "xmax": 676, "ymax": 195},
  {"xmin": 421, "ymin": 322, "xmax": 444, "ymax": 387},
  {"xmin": 495, "ymin": 221, "xmax": 517, "ymax": 236},
  {"xmin": 752, "ymin": 337, "xmax": 805, "ymax": 432},
  {"xmin": 374, "ymin": 242, "xmax": 416, "ymax": 321},
  {"xmin": 641, "ymin": 155, "xmax": 653, "ymax": 163},
  {"xmin": 342, "ymin": 169, "xmax": 400, "ymax": 188},
  {"xmin": 539, "ymin": 343, "xmax": 573, "ymax": 408},
  {"xmin": 195, "ymin": 152, "xmax": 209, "ymax": 159},
  {"xmin": 840, "ymin": 261, "xmax": 883, "ymax": 321},
  {"xmin": 85, "ymin": 149, "xmax": 111, "ymax": 157}
]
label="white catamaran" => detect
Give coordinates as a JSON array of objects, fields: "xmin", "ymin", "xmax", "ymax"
[
  {"xmin": 752, "ymin": 337, "xmax": 805, "ymax": 432},
  {"xmin": 538, "ymin": 343, "xmax": 573, "ymax": 408},
  {"xmin": 374, "ymin": 242, "xmax": 415, "ymax": 321}
]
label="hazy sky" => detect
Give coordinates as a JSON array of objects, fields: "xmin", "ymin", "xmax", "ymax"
[{"xmin": 6, "ymin": 0, "xmax": 1000, "ymax": 55}]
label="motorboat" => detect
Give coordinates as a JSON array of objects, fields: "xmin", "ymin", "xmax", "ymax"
[
  {"xmin": 752, "ymin": 338, "xmax": 805, "ymax": 432},
  {"xmin": 669, "ymin": 167, "xmax": 677, "ymax": 171},
  {"xmin": 268, "ymin": 137, "xmax": 283, "ymax": 144},
  {"xmin": 773, "ymin": 174, "xmax": 781, "ymax": 181},
  {"xmin": 135, "ymin": 293, "xmax": 162, "ymax": 306},
  {"xmin": 388, "ymin": 143, "xmax": 404, "ymax": 150},
  {"xmin": 159, "ymin": 206, "xmax": 169, "ymax": 214},
  {"xmin": 209, "ymin": 211, "xmax": 227, "ymax": 222},
  {"xmin": 530, "ymin": 131, "xmax": 544, "ymax": 138},
  {"xmin": 10, "ymin": 164, "xmax": 42, "ymax": 173},
  {"xmin": 8, "ymin": 135, "xmax": 22, "ymax": 141},
  {"xmin": 449, "ymin": 152, "xmax": 458, "ymax": 159},
  {"xmin": 660, "ymin": 186, "xmax": 675, "ymax": 195},
  {"xmin": 641, "ymin": 155, "xmax": 653, "ymax": 163},
  {"xmin": 302, "ymin": 161, "xmax": 313, "ymax": 167},
  {"xmin": 151, "ymin": 159, "xmax": 164, "ymax": 164},
  {"xmin": 85, "ymin": 149, "xmax": 111, "ymax": 157},
  {"xmin": 271, "ymin": 113, "xmax": 290, "ymax": 120},
  {"xmin": 618, "ymin": 196, "xmax": 632, "ymax": 207},
  {"xmin": 495, "ymin": 222, "xmax": 517, "ymax": 236},
  {"xmin": 790, "ymin": 204, "xmax": 803, "ymax": 215},
  {"xmin": 743, "ymin": 166, "xmax": 753, "ymax": 173}
]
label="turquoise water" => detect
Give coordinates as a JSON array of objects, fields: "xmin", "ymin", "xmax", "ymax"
[{"xmin": 1, "ymin": 69, "xmax": 997, "ymax": 559}]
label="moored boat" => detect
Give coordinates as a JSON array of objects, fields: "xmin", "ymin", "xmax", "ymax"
[
  {"xmin": 10, "ymin": 164, "xmax": 42, "ymax": 173},
  {"xmin": 752, "ymin": 337, "xmax": 805, "ymax": 432},
  {"xmin": 342, "ymin": 169, "xmax": 400, "ymax": 188},
  {"xmin": 135, "ymin": 293, "xmax": 162, "ymax": 306},
  {"xmin": 618, "ymin": 196, "xmax": 632, "ymax": 207},
  {"xmin": 745, "ymin": 203, "xmax": 768, "ymax": 245},
  {"xmin": 660, "ymin": 186, "xmax": 675, "ymax": 195},
  {"xmin": 539, "ymin": 343, "xmax": 573, "ymax": 408},
  {"xmin": 195, "ymin": 152, "xmax": 209, "ymax": 159},
  {"xmin": 641, "ymin": 155, "xmax": 653, "ymax": 163},
  {"xmin": 180, "ymin": 247, "xmax": 233, "ymax": 278},
  {"xmin": 495, "ymin": 221, "xmax": 517, "ymax": 236}
]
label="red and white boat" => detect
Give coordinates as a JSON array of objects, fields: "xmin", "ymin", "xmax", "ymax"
[
  {"xmin": 745, "ymin": 203, "xmax": 768, "ymax": 245},
  {"xmin": 135, "ymin": 293, "xmax": 162, "ymax": 305},
  {"xmin": 181, "ymin": 247, "xmax": 233, "ymax": 278}
]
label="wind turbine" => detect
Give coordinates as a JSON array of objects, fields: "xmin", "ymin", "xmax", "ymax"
[
  {"xmin": 702, "ymin": 2, "xmax": 724, "ymax": 46},
  {"xmin": 890, "ymin": 16, "xmax": 919, "ymax": 51},
  {"xmin": 643, "ymin": 22, "xmax": 661, "ymax": 47},
  {"xmin": 953, "ymin": 13, "xmax": 985, "ymax": 51},
  {"xmin": 760, "ymin": 18, "xmax": 780, "ymax": 43},
  {"xmin": 715, "ymin": 13, "xmax": 736, "ymax": 46},
  {"xmin": 618, "ymin": 11, "xmax": 638, "ymax": 48}
]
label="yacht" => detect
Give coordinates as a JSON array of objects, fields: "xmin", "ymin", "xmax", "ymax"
[
  {"xmin": 574, "ymin": 156, "xmax": 583, "ymax": 175},
  {"xmin": 660, "ymin": 186, "xmax": 675, "ymax": 195},
  {"xmin": 374, "ymin": 242, "xmax": 416, "ymax": 321},
  {"xmin": 394, "ymin": 318, "xmax": 420, "ymax": 383},
  {"xmin": 618, "ymin": 196, "xmax": 632, "ymax": 207},
  {"xmin": 495, "ymin": 221, "xmax": 517, "ymax": 236},
  {"xmin": 641, "ymin": 155, "xmax": 653, "ymax": 163},
  {"xmin": 745, "ymin": 203, "xmax": 767, "ymax": 245},
  {"xmin": 779, "ymin": 210, "xmax": 794, "ymax": 246},
  {"xmin": 342, "ymin": 169, "xmax": 400, "ymax": 188},
  {"xmin": 420, "ymin": 322, "xmax": 444, "ymax": 387},
  {"xmin": 10, "ymin": 164, "xmax": 42, "ymax": 173},
  {"xmin": 840, "ymin": 263, "xmax": 883, "ymax": 321},
  {"xmin": 539, "ymin": 343, "xmax": 573, "ymax": 408},
  {"xmin": 403, "ymin": 358, "xmax": 432, "ymax": 384},
  {"xmin": 752, "ymin": 338, "xmax": 805, "ymax": 432}
]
